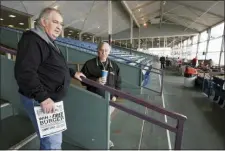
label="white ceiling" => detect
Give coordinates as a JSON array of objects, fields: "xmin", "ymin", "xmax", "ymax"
[
  {"xmin": 124, "ymin": 1, "xmax": 224, "ymax": 32},
  {"xmin": 1, "ymin": 1, "xmax": 224, "ymax": 38},
  {"xmin": 0, "ymin": 1, "xmax": 130, "ymax": 37}
]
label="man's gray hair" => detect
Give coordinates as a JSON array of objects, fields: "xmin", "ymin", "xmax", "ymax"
[
  {"xmin": 97, "ymin": 41, "xmax": 111, "ymax": 51},
  {"xmin": 36, "ymin": 7, "xmax": 62, "ymax": 26}
]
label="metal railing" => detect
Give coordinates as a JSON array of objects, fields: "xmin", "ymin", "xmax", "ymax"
[{"xmin": 0, "ymin": 46, "xmax": 187, "ymax": 150}]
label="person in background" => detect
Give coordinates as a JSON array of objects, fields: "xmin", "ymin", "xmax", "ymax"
[
  {"xmin": 80, "ymin": 41, "xmax": 122, "ymax": 148},
  {"xmin": 159, "ymin": 56, "xmax": 166, "ymax": 69},
  {"xmin": 208, "ymin": 59, "xmax": 214, "ymax": 68},
  {"xmin": 192, "ymin": 57, "xmax": 197, "ymax": 68},
  {"xmin": 14, "ymin": 7, "xmax": 85, "ymax": 150}
]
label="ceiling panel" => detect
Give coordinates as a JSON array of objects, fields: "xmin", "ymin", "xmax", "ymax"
[
  {"xmin": 22, "ymin": 1, "xmax": 56, "ymax": 17},
  {"xmin": 1, "ymin": 1, "xmax": 25, "ymax": 13},
  {"xmin": 173, "ymin": 1, "xmax": 224, "ymax": 18}
]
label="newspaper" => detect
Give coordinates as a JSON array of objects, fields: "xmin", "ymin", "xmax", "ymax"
[{"xmin": 34, "ymin": 101, "xmax": 67, "ymax": 138}]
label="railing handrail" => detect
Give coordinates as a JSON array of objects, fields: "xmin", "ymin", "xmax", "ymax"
[
  {"xmin": 0, "ymin": 46, "xmax": 186, "ymax": 120},
  {"xmin": 0, "ymin": 46, "xmax": 187, "ymax": 149}
]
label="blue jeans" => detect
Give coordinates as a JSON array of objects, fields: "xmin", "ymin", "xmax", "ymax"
[{"xmin": 20, "ymin": 94, "xmax": 62, "ymax": 150}]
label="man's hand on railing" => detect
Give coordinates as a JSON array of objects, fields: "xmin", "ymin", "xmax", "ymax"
[
  {"xmin": 74, "ymin": 72, "xmax": 86, "ymax": 81},
  {"xmin": 111, "ymin": 96, "xmax": 117, "ymax": 102}
]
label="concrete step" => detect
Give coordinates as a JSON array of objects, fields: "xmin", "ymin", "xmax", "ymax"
[
  {"xmin": 1, "ymin": 99, "xmax": 13, "ymax": 120},
  {"xmin": 0, "ymin": 115, "xmax": 36, "ymax": 150}
]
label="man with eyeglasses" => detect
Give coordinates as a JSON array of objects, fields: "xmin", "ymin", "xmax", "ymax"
[
  {"xmin": 14, "ymin": 7, "xmax": 85, "ymax": 150},
  {"xmin": 81, "ymin": 42, "xmax": 122, "ymax": 147}
]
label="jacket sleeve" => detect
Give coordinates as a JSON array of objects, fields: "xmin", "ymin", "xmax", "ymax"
[
  {"xmin": 14, "ymin": 33, "xmax": 49, "ymax": 103},
  {"xmin": 80, "ymin": 62, "xmax": 97, "ymax": 86},
  {"xmin": 69, "ymin": 68, "xmax": 75, "ymax": 78}
]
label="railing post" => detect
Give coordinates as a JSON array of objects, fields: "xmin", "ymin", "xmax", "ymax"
[
  {"xmin": 66, "ymin": 45, "xmax": 69, "ymax": 62},
  {"xmin": 139, "ymin": 67, "xmax": 143, "ymax": 87},
  {"xmin": 174, "ymin": 119, "xmax": 185, "ymax": 150},
  {"xmin": 160, "ymin": 70, "xmax": 164, "ymax": 96},
  {"xmin": 105, "ymin": 91, "xmax": 111, "ymax": 150}
]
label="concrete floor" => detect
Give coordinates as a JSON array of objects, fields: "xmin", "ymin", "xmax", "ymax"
[{"xmin": 110, "ymin": 68, "xmax": 225, "ymax": 150}]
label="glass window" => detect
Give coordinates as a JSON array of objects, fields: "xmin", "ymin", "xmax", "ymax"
[
  {"xmin": 220, "ymin": 52, "xmax": 224, "ymax": 65},
  {"xmin": 197, "ymin": 52, "xmax": 206, "ymax": 60},
  {"xmin": 198, "ymin": 41, "xmax": 207, "ymax": 53},
  {"xmin": 191, "ymin": 44, "xmax": 198, "ymax": 58},
  {"xmin": 187, "ymin": 38, "xmax": 192, "ymax": 46},
  {"xmin": 208, "ymin": 37, "xmax": 222, "ymax": 53},
  {"xmin": 200, "ymin": 31, "xmax": 208, "ymax": 42},
  {"xmin": 193, "ymin": 35, "xmax": 199, "ymax": 44},
  {"xmin": 211, "ymin": 22, "xmax": 224, "ymax": 39},
  {"xmin": 206, "ymin": 52, "xmax": 220, "ymax": 65}
]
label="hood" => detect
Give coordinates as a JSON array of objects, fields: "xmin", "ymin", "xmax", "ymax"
[{"xmin": 30, "ymin": 25, "xmax": 56, "ymax": 49}]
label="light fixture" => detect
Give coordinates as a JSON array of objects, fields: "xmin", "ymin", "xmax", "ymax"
[
  {"xmin": 77, "ymin": 33, "xmax": 79, "ymax": 34},
  {"xmin": 143, "ymin": 23, "xmax": 147, "ymax": 26},
  {"xmin": 138, "ymin": 9, "xmax": 140, "ymax": 12},
  {"xmin": 98, "ymin": 26, "xmax": 100, "ymax": 28},
  {"xmin": 26, "ymin": 28, "xmax": 29, "ymax": 30},
  {"xmin": 0, "ymin": 18, "xmax": 3, "ymax": 21},
  {"xmin": 9, "ymin": 15, "xmax": 16, "ymax": 18},
  {"xmin": 68, "ymin": 34, "xmax": 71, "ymax": 36},
  {"xmin": 69, "ymin": 30, "xmax": 73, "ymax": 33},
  {"xmin": 53, "ymin": 5, "xmax": 59, "ymax": 9},
  {"xmin": 19, "ymin": 22, "xmax": 24, "ymax": 25},
  {"xmin": 8, "ymin": 25, "xmax": 14, "ymax": 27}
]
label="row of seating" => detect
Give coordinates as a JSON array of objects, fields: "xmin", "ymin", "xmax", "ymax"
[
  {"xmin": 56, "ymin": 37, "xmax": 151, "ymax": 65},
  {"xmin": 196, "ymin": 76, "xmax": 225, "ymax": 109},
  {"xmin": 0, "ymin": 26, "xmax": 153, "ymax": 69}
]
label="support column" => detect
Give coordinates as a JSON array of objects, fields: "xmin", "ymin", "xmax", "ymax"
[
  {"xmin": 172, "ymin": 37, "xmax": 175, "ymax": 58},
  {"xmin": 152, "ymin": 38, "xmax": 153, "ymax": 48},
  {"xmin": 108, "ymin": 0, "xmax": 112, "ymax": 46},
  {"xmin": 218, "ymin": 28, "xmax": 224, "ymax": 68},
  {"xmin": 79, "ymin": 33, "xmax": 82, "ymax": 41},
  {"xmin": 138, "ymin": 27, "xmax": 140, "ymax": 49},
  {"xmin": 92, "ymin": 36, "xmax": 95, "ymax": 43},
  {"xmin": 204, "ymin": 28, "xmax": 211, "ymax": 61},
  {"xmin": 202, "ymin": 28, "xmax": 211, "ymax": 91},
  {"xmin": 180, "ymin": 36, "xmax": 183, "ymax": 58},
  {"xmin": 61, "ymin": 28, "xmax": 64, "ymax": 38},
  {"xmin": 28, "ymin": 17, "xmax": 35, "ymax": 29},
  {"xmin": 130, "ymin": 15, "xmax": 133, "ymax": 54},
  {"xmin": 164, "ymin": 37, "xmax": 166, "ymax": 48},
  {"xmin": 196, "ymin": 33, "xmax": 201, "ymax": 57},
  {"xmin": 191, "ymin": 36, "xmax": 194, "ymax": 58},
  {"xmin": 159, "ymin": 37, "xmax": 160, "ymax": 48}
]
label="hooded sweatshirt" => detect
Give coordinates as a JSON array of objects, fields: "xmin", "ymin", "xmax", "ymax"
[{"xmin": 14, "ymin": 25, "xmax": 75, "ymax": 103}]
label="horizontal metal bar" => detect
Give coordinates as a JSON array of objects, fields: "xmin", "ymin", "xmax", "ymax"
[
  {"xmin": 109, "ymin": 101, "xmax": 177, "ymax": 133},
  {"xmin": 0, "ymin": 46, "xmax": 187, "ymax": 121}
]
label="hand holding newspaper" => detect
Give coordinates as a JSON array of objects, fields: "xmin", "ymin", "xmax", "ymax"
[{"xmin": 34, "ymin": 101, "xmax": 67, "ymax": 138}]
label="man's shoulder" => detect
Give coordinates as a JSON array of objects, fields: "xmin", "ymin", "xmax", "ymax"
[
  {"xmin": 109, "ymin": 59, "xmax": 120, "ymax": 69},
  {"xmin": 20, "ymin": 30, "xmax": 43, "ymax": 42},
  {"xmin": 85, "ymin": 57, "xmax": 97, "ymax": 65}
]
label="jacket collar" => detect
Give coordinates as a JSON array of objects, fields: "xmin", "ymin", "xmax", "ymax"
[
  {"xmin": 96, "ymin": 57, "xmax": 113, "ymax": 69},
  {"xmin": 30, "ymin": 25, "xmax": 60, "ymax": 53}
]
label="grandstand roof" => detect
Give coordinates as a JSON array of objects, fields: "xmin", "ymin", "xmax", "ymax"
[{"xmin": 1, "ymin": 1, "xmax": 224, "ymax": 38}]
